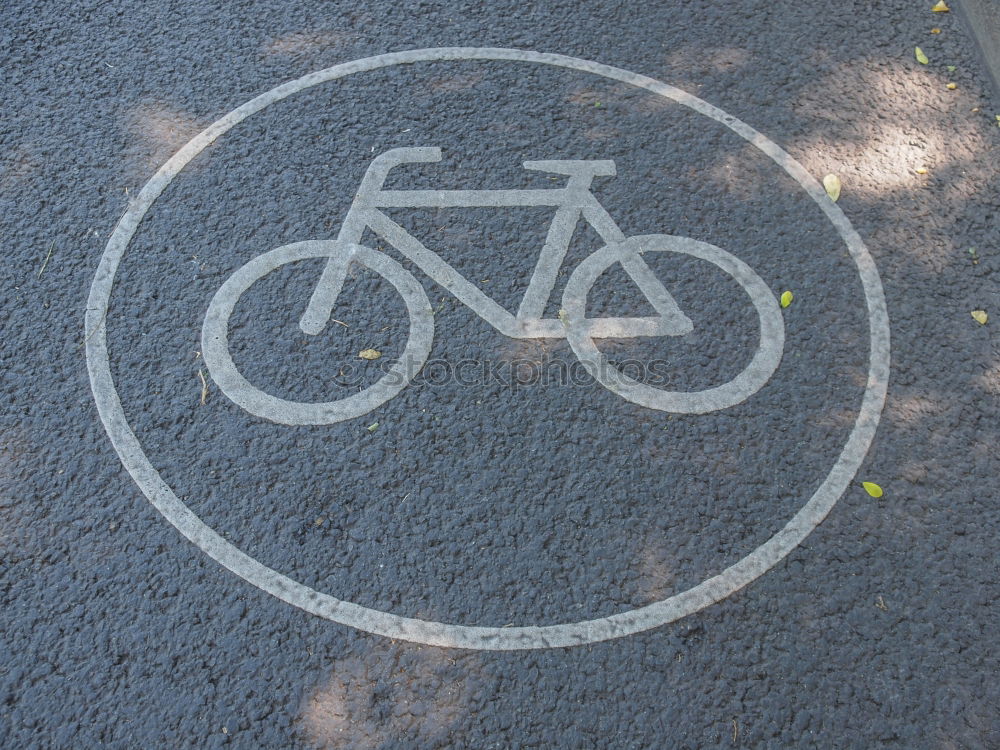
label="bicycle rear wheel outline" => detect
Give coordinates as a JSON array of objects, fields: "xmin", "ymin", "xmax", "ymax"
[
  {"xmin": 201, "ymin": 240, "xmax": 434, "ymax": 426},
  {"xmin": 562, "ymin": 235, "xmax": 784, "ymax": 413}
]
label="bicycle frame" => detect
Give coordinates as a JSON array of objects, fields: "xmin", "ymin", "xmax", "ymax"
[{"xmin": 299, "ymin": 147, "xmax": 687, "ymax": 339}]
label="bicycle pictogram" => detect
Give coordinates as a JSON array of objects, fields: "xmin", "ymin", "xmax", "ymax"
[{"xmin": 202, "ymin": 147, "xmax": 785, "ymax": 425}]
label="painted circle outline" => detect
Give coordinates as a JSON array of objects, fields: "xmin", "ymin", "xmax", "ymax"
[{"xmin": 86, "ymin": 47, "xmax": 890, "ymax": 650}]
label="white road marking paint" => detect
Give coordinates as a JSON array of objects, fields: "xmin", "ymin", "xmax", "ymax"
[
  {"xmin": 562, "ymin": 235, "xmax": 783, "ymax": 414},
  {"xmin": 87, "ymin": 48, "xmax": 890, "ymax": 650},
  {"xmin": 205, "ymin": 146, "xmax": 752, "ymax": 425},
  {"xmin": 202, "ymin": 241, "xmax": 434, "ymax": 425}
]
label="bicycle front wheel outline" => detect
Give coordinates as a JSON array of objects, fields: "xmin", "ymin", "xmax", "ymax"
[
  {"xmin": 562, "ymin": 234, "xmax": 784, "ymax": 414},
  {"xmin": 202, "ymin": 240, "xmax": 434, "ymax": 426}
]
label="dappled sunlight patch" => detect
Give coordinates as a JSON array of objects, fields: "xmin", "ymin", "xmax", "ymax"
[
  {"xmin": 898, "ymin": 458, "xmax": 938, "ymax": 485},
  {"xmin": 637, "ymin": 535, "xmax": 677, "ymax": 602},
  {"xmin": 298, "ymin": 647, "xmax": 480, "ymax": 747},
  {"xmin": 429, "ymin": 72, "xmax": 484, "ymax": 93},
  {"xmin": 301, "ymin": 677, "xmax": 359, "ymax": 747},
  {"xmin": 788, "ymin": 64, "xmax": 988, "ymax": 195},
  {"xmin": 263, "ymin": 30, "xmax": 355, "ymax": 56},
  {"xmin": 816, "ymin": 409, "xmax": 856, "ymax": 431},
  {"xmin": 565, "ymin": 82, "xmax": 672, "ymax": 115},
  {"xmin": 973, "ymin": 362, "xmax": 1000, "ymax": 396},
  {"xmin": 693, "ymin": 58, "xmax": 995, "ymax": 274},
  {"xmin": 126, "ymin": 102, "xmax": 204, "ymax": 175},
  {"xmin": 794, "ymin": 121, "xmax": 945, "ymax": 193},
  {"xmin": 565, "ymin": 86, "xmax": 612, "ymax": 107},
  {"xmin": 885, "ymin": 392, "xmax": 944, "ymax": 428},
  {"xmin": 845, "ymin": 366, "xmax": 871, "ymax": 391},
  {"xmin": 792, "ymin": 63, "xmax": 944, "ymax": 126},
  {"xmin": 699, "ymin": 46, "xmax": 752, "ymax": 73},
  {"xmin": 705, "ymin": 142, "xmax": 777, "ymax": 201}
]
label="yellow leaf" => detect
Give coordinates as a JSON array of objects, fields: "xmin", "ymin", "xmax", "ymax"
[
  {"xmin": 971, "ymin": 310, "xmax": 988, "ymax": 325},
  {"xmin": 930, "ymin": 27, "xmax": 941, "ymax": 33},
  {"xmin": 822, "ymin": 173, "xmax": 841, "ymax": 202},
  {"xmin": 946, "ymin": 82, "xmax": 957, "ymax": 89},
  {"xmin": 915, "ymin": 47, "xmax": 929, "ymax": 64},
  {"xmin": 862, "ymin": 481, "xmax": 883, "ymax": 498},
  {"xmin": 358, "ymin": 348, "xmax": 381, "ymax": 360},
  {"xmin": 931, "ymin": 0, "xmax": 949, "ymax": 11},
  {"xmin": 780, "ymin": 290, "xmax": 794, "ymax": 308},
  {"xmin": 915, "ymin": 167, "xmax": 928, "ymax": 174},
  {"xmin": 557, "ymin": 309, "xmax": 570, "ymax": 327}
]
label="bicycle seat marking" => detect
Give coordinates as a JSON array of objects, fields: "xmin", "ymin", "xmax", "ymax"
[
  {"xmin": 201, "ymin": 146, "xmax": 784, "ymax": 425},
  {"xmin": 87, "ymin": 48, "xmax": 890, "ymax": 650}
]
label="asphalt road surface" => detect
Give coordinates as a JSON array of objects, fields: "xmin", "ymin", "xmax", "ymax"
[{"xmin": 2, "ymin": 1, "xmax": 999, "ymax": 747}]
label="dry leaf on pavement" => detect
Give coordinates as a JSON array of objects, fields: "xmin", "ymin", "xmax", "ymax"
[
  {"xmin": 862, "ymin": 482, "xmax": 884, "ymax": 498},
  {"xmin": 822, "ymin": 174, "xmax": 841, "ymax": 201}
]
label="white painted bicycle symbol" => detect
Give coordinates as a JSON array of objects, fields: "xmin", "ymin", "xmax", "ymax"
[{"xmin": 202, "ymin": 147, "xmax": 784, "ymax": 425}]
